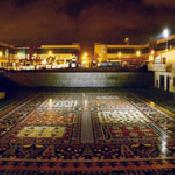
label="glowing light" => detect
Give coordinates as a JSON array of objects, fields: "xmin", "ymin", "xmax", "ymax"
[
  {"xmin": 42, "ymin": 60, "xmax": 47, "ymax": 65},
  {"xmin": 149, "ymin": 101, "xmax": 155, "ymax": 107},
  {"xmin": 16, "ymin": 51, "xmax": 25, "ymax": 59},
  {"xmin": 17, "ymin": 52, "xmax": 21, "ymax": 58},
  {"xmin": 82, "ymin": 59, "xmax": 88, "ymax": 65},
  {"xmin": 136, "ymin": 50, "xmax": 141, "ymax": 57},
  {"xmin": 162, "ymin": 28, "xmax": 170, "ymax": 38},
  {"xmin": 124, "ymin": 37, "xmax": 129, "ymax": 45},
  {"xmin": 49, "ymin": 98, "xmax": 53, "ymax": 108},
  {"xmin": 118, "ymin": 52, "xmax": 122, "ymax": 57},
  {"xmin": 33, "ymin": 53, "xmax": 37, "ymax": 57},
  {"xmin": 81, "ymin": 52, "xmax": 89, "ymax": 67},
  {"xmin": 0, "ymin": 51, "xmax": 2, "ymax": 57},
  {"xmin": 84, "ymin": 52, "xmax": 87, "ymax": 57},
  {"xmin": 49, "ymin": 50, "xmax": 54, "ymax": 57},
  {"xmin": 151, "ymin": 50, "xmax": 155, "ymax": 55}
]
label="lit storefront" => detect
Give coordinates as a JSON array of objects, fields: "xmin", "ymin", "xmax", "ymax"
[{"xmin": 5, "ymin": 44, "xmax": 80, "ymax": 70}]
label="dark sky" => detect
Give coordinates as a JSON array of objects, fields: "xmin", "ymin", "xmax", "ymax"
[{"xmin": 0, "ymin": 0, "xmax": 175, "ymax": 47}]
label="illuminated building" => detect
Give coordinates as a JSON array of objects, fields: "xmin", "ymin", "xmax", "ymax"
[
  {"xmin": 0, "ymin": 43, "xmax": 16, "ymax": 68},
  {"xmin": 81, "ymin": 52, "xmax": 91, "ymax": 67},
  {"xmin": 0, "ymin": 34, "xmax": 175, "ymax": 89},
  {"xmin": 94, "ymin": 43, "xmax": 150, "ymax": 68},
  {"xmin": 148, "ymin": 34, "xmax": 175, "ymax": 92},
  {"xmin": 94, "ymin": 35, "xmax": 175, "ymax": 92},
  {"xmin": 35, "ymin": 44, "xmax": 80, "ymax": 69},
  {"xmin": 2, "ymin": 44, "xmax": 80, "ymax": 70}
]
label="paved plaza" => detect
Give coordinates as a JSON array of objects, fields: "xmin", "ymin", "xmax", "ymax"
[{"xmin": 0, "ymin": 91, "xmax": 175, "ymax": 173}]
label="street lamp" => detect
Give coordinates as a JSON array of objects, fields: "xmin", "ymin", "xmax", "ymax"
[
  {"xmin": 162, "ymin": 28, "xmax": 170, "ymax": 51},
  {"xmin": 162, "ymin": 28, "xmax": 170, "ymax": 38}
]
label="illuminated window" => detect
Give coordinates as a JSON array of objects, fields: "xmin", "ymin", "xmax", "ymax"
[
  {"xmin": 118, "ymin": 52, "xmax": 122, "ymax": 57},
  {"xmin": 49, "ymin": 50, "xmax": 54, "ymax": 57},
  {"xmin": 17, "ymin": 50, "xmax": 25, "ymax": 59},
  {"xmin": 136, "ymin": 50, "xmax": 141, "ymax": 57},
  {"xmin": 0, "ymin": 51, "xmax": 2, "ymax": 57}
]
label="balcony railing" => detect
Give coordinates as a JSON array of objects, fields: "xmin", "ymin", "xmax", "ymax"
[{"xmin": 148, "ymin": 64, "xmax": 166, "ymax": 72}]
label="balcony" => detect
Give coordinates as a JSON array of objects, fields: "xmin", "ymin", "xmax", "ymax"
[{"xmin": 148, "ymin": 64, "xmax": 166, "ymax": 72}]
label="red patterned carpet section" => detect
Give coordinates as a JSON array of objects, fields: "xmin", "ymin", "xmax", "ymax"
[{"xmin": 0, "ymin": 92, "xmax": 175, "ymax": 173}]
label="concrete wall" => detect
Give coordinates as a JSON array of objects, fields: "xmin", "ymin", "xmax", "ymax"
[{"xmin": 2, "ymin": 72, "xmax": 154, "ymax": 88}]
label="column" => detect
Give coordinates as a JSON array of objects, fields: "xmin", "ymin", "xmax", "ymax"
[{"xmin": 164, "ymin": 75, "xmax": 167, "ymax": 91}]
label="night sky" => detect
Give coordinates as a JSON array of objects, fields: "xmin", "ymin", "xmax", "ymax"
[{"xmin": 0, "ymin": 0, "xmax": 175, "ymax": 47}]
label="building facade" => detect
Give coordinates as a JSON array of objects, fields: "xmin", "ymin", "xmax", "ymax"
[
  {"xmin": 148, "ymin": 35, "xmax": 175, "ymax": 92},
  {"xmin": 94, "ymin": 43, "xmax": 150, "ymax": 70},
  {"xmin": 0, "ymin": 43, "xmax": 16, "ymax": 69},
  {"xmin": 0, "ymin": 43, "xmax": 80, "ymax": 70},
  {"xmin": 0, "ymin": 35, "xmax": 175, "ymax": 92}
]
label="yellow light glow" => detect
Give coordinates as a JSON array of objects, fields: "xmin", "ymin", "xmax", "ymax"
[
  {"xmin": 33, "ymin": 53, "xmax": 37, "ymax": 57},
  {"xmin": 49, "ymin": 50, "xmax": 53, "ymax": 57},
  {"xmin": 118, "ymin": 52, "xmax": 122, "ymax": 57},
  {"xmin": 136, "ymin": 50, "xmax": 141, "ymax": 57},
  {"xmin": 17, "ymin": 52, "xmax": 21, "ymax": 58},
  {"xmin": 149, "ymin": 101, "xmax": 155, "ymax": 107},
  {"xmin": 49, "ymin": 98, "xmax": 53, "ymax": 108},
  {"xmin": 151, "ymin": 50, "xmax": 155, "ymax": 55},
  {"xmin": 0, "ymin": 51, "xmax": 2, "ymax": 57},
  {"xmin": 84, "ymin": 52, "xmax": 87, "ymax": 57},
  {"xmin": 81, "ymin": 52, "xmax": 89, "ymax": 67},
  {"xmin": 82, "ymin": 59, "xmax": 88, "ymax": 65},
  {"xmin": 42, "ymin": 60, "xmax": 47, "ymax": 65}
]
